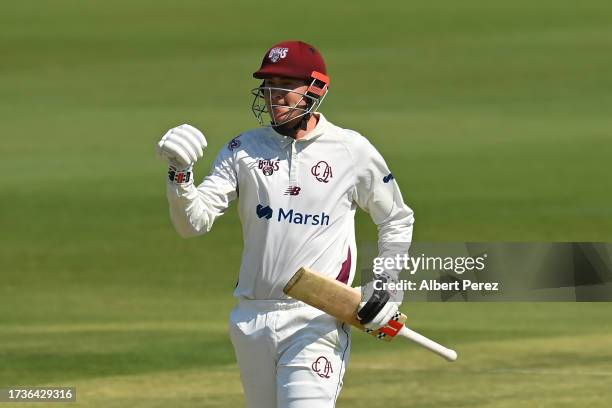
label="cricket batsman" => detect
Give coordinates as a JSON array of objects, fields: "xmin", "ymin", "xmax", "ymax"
[{"xmin": 156, "ymin": 40, "xmax": 414, "ymax": 407}]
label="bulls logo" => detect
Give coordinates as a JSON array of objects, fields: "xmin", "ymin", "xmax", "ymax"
[
  {"xmin": 227, "ymin": 138, "xmax": 241, "ymax": 151},
  {"xmin": 311, "ymin": 161, "xmax": 332, "ymax": 183},
  {"xmin": 311, "ymin": 356, "xmax": 333, "ymax": 379},
  {"xmin": 268, "ymin": 47, "xmax": 289, "ymax": 63},
  {"xmin": 258, "ymin": 159, "xmax": 280, "ymax": 176}
]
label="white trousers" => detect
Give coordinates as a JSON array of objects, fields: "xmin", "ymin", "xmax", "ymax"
[{"xmin": 229, "ymin": 299, "xmax": 352, "ymax": 408}]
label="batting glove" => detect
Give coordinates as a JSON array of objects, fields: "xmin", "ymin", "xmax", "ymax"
[
  {"xmin": 357, "ymin": 274, "xmax": 403, "ymax": 331},
  {"xmin": 156, "ymin": 124, "xmax": 207, "ymax": 168}
]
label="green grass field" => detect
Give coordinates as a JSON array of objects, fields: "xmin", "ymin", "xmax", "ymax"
[{"xmin": 2, "ymin": 1, "xmax": 612, "ymax": 407}]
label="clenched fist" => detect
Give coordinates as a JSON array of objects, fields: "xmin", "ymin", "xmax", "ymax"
[{"xmin": 156, "ymin": 124, "xmax": 207, "ymax": 168}]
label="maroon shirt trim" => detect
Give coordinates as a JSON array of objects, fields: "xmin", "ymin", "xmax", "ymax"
[{"xmin": 335, "ymin": 248, "xmax": 351, "ymax": 284}]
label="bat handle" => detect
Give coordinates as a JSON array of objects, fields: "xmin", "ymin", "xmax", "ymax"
[{"xmin": 397, "ymin": 326, "xmax": 458, "ymax": 362}]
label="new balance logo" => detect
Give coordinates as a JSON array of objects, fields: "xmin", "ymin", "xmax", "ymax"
[
  {"xmin": 383, "ymin": 173, "xmax": 394, "ymax": 183},
  {"xmin": 285, "ymin": 186, "xmax": 301, "ymax": 196},
  {"xmin": 256, "ymin": 204, "xmax": 273, "ymax": 219}
]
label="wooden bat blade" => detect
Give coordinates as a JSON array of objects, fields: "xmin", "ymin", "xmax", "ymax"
[
  {"xmin": 284, "ymin": 267, "xmax": 363, "ymax": 327},
  {"xmin": 284, "ymin": 267, "xmax": 405, "ymax": 340},
  {"xmin": 284, "ymin": 267, "xmax": 458, "ymax": 361}
]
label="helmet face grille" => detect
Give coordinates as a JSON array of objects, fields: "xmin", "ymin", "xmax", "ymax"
[{"xmin": 250, "ymin": 77, "xmax": 328, "ymax": 127}]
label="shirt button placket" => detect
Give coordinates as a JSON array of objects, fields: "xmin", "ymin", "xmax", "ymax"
[{"xmin": 289, "ymin": 140, "xmax": 299, "ymax": 186}]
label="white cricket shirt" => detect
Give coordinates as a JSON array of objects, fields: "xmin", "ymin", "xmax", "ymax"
[{"xmin": 166, "ymin": 113, "xmax": 414, "ymax": 300}]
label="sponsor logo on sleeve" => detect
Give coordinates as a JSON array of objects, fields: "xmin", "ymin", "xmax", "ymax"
[
  {"xmin": 228, "ymin": 138, "xmax": 241, "ymax": 151},
  {"xmin": 383, "ymin": 173, "xmax": 394, "ymax": 183}
]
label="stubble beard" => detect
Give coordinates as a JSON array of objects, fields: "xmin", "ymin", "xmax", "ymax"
[{"xmin": 270, "ymin": 107, "xmax": 308, "ymax": 137}]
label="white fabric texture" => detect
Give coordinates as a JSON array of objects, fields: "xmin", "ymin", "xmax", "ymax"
[
  {"xmin": 229, "ymin": 300, "xmax": 351, "ymax": 408},
  {"xmin": 166, "ymin": 113, "xmax": 414, "ymax": 300}
]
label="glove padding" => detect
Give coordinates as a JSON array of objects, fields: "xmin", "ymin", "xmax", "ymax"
[
  {"xmin": 357, "ymin": 274, "xmax": 403, "ymax": 331},
  {"xmin": 157, "ymin": 124, "xmax": 207, "ymax": 168},
  {"xmin": 358, "ymin": 293, "xmax": 400, "ymax": 331}
]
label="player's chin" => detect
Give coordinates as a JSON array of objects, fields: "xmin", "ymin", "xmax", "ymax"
[{"xmin": 271, "ymin": 110, "xmax": 298, "ymax": 125}]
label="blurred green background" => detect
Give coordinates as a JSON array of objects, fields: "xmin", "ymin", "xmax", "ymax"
[{"xmin": 1, "ymin": 0, "xmax": 611, "ymax": 407}]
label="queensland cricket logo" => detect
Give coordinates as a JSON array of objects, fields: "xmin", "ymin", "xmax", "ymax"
[
  {"xmin": 258, "ymin": 159, "xmax": 280, "ymax": 176},
  {"xmin": 311, "ymin": 161, "xmax": 333, "ymax": 183},
  {"xmin": 311, "ymin": 356, "xmax": 333, "ymax": 379},
  {"xmin": 268, "ymin": 47, "xmax": 289, "ymax": 63}
]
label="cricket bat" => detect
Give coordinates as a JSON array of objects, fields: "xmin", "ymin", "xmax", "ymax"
[{"xmin": 283, "ymin": 267, "xmax": 458, "ymax": 362}]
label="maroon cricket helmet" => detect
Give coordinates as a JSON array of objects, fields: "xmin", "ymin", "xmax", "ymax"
[{"xmin": 253, "ymin": 40, "xmax": 329, "ymax": 82}]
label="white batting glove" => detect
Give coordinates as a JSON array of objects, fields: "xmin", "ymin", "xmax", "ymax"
[{"xmin": 156, "ymin": 124, "xmax": 207, "ymax": 168}]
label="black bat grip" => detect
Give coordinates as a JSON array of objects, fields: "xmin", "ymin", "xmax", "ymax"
[{"xmin": 357, "ymin": 289, "xmax": 390, "ymax": 324}]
